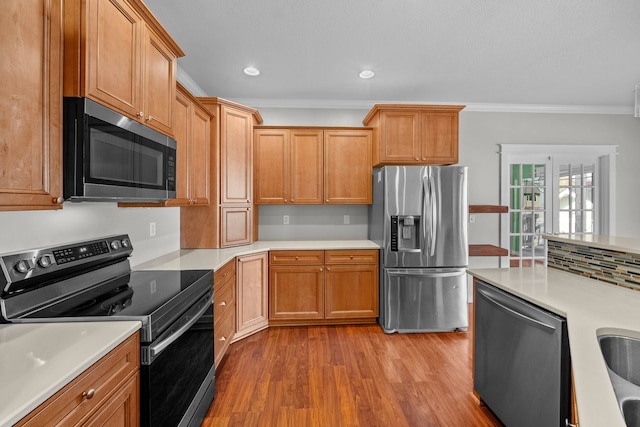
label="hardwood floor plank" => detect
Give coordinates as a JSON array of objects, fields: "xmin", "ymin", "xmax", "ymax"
[{"xmin": 203, "ymin": 308, "xmax": 503, "ymax": 427}]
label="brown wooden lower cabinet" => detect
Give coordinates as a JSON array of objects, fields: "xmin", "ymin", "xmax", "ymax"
[
  {"xmin": 213, "ymin": 259, "xmax": 236, "ymax": 369},
  {"xmin": 16, "ymin": 333, "xmax": 140, "ymax": 427},
  {"xmin": 234, "ymin": 252, "xmax": 268, "ymax": 341},
  {"xmin": 268, "ymin": 250, "xmax": 378, "ymax": 326}
]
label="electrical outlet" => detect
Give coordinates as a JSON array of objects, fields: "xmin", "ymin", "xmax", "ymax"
[
  {"xmin": 469, "ymin": 215, "xmax": 476, "ymax": 224},
  {"xmin": 344, "ymin": 215, "xmax": 350, "ymax": 225},
  {"xmin": 149, "ymin": 222, "xmax": 156, "ymax": 236},
  {"xmin": 283, "ymin": 215, "xmax": 289, "ymax": 225}
]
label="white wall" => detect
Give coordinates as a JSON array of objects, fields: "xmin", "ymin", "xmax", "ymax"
[
  {"xmin": 0, "ymin": 203, "xmax": 180, "ymax": 267},
  {"xmin": 2, "ymin": 108, "xmax": 638, "ymax": 268}
]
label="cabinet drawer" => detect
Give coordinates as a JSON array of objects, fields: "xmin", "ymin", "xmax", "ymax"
[
  {"xmin": 325, "ymin": 250, "xmax": 378, "ymax": 265},
  {"xmin": 270, "ymin": 250, "xmax": 324, "ymax": 265},
  {"xmin": 214, "ymin": 277, "xmax": 235, "ymax": 322},
  {"xmin": 214, "ymin": 306, "xmax": 235, "ymax": 365},
  {"xmin": 214, "ymin": 260, "xmax": 236, "ymax": 290},
  {"xmin": 16, "ymin": 333, "xmax": 139, "ymax": 427}
]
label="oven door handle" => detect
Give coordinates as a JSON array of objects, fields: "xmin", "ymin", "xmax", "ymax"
[{"xmin": 149, "ymin": 295, "xmax": 213, "ymax": 359}]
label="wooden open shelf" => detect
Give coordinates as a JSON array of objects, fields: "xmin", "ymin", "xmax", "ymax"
[
  {"xmin": 469, "ymin": 205, "xmax": 508, "ymax": 214},
  {"xmin": 469, "ymin": 244, "xmax": 509, "ymax": 257},
  {"xmin": 468, "ymin": 205, "xmax": 509, "ymax": 257}
]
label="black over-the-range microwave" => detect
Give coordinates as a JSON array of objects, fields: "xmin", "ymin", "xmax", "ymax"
[{"xmin": 63, "ymin": 97, "xmax": 176, "ymax": 202}]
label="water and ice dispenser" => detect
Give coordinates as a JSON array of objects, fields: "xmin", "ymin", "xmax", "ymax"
[{"xmin": 390, "ymin": 215, "xmax": 421, "ymax": 252}]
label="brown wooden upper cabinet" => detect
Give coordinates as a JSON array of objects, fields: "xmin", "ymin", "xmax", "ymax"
[
  {"xmin": 254, "ymin": 127, "xmax": 372, "ymax": 205},
  {"xmin": 165, "ymin": 84, "xmax": 211, "ymax": 206},
  {"xmin": 362, "ymin": 104, "xmax": 465, "ymax": 166},
  {"xmin": 180, "ymin": 98, "xmax": 263, "ymax": 249},
  {"xmin": 64, "ymin": 0, "xmax": 184, "ymax": 137},
  {"xmin": 0, "ymin": 0, "xmax": 64, "ymax": 211}
]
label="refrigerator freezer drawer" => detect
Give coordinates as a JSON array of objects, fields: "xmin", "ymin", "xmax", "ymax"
[{"xmin": 381, "ymin": 268, "xmax": 468, "ymax": 333}]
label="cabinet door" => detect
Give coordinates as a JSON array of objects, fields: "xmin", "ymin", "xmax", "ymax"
[
  {"xmin": 269, "ymin": 266, "xmax": 324, "ymax": 320},
  {"xmin": 324, "ymin": 130, "xmax": 372, "ymax": 204},
  {"xmin": 189, "ymin": 103, "xmax": 211, "ymax": 205},
  {"xmin": 220, "ymin": 206, "xmax": 252, "ymax": 247},
  {"xmin": 420, "ymin": 112, "xmax": 459, "ymax": 164},
  {"xmin": 220, "ymin": 106, "xmax": 253, "ymax": 204},
  {"xmin": 142, "ymin": 26, "xmax": 176, "ymax": 136},
  {"xmin": 1, "ymin": 0, "xmax": 64, "ymax": 211},
  {"xmin": 86, "ymin": 0, "xmax": 142, "ymax": 118},
  {"xmin": 325, "ymin": 264, "xmax": 378, "ymax": 319},
  {"xmin": 290, "ymin": 129, "xmax": 324, "ymax": 204},
  {"xmin": 82, "ymin": 372, "xmax": 140, "ymax": 427},
  {"xmin": 166, "ymin": 88, "xmax": 191, "ymax": 206},
  {"xmin": 254, "ymin": 129, "xmax": 289, "ymax": 204},
  {"xmin": 379, "ymin": 111, "xmax": 420, "ymax": 163},
  {"xmin": 235, "ymin": 253, "xmax": 268, "ymax": 340}
]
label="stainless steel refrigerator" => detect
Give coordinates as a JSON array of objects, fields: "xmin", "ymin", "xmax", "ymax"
[{"xmin": 368, "ymin": 165, "xmax": 469, "ymax": 333}]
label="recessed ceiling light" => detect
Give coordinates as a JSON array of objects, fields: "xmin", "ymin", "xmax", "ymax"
[
  {"xmin": 359, "ymin": 70, "xmax": 375, "ymax": 79},
  {"xmin": 243, "ymin": 67, "xmax": 260, "ymax": 76}
]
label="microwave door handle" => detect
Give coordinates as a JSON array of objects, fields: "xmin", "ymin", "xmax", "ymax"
[{"xmin": 149, "ymin": 295, "xmax": 213, "ymax": 359}]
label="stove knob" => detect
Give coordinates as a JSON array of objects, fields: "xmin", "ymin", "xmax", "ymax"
[
  {"xmin": 110, "ymin": 240, "xmax": 121, "ymax": 250},
  {"xmin": 121, "ymin": 239, "xmax": 130, "ymax": 248},
  {"xmin": 38, "ymin": 254, "xmax": 54, "ymax": 268},
  {"xmin": 15, "ymin": 259, "xmax": 34, "ymax": 274}
]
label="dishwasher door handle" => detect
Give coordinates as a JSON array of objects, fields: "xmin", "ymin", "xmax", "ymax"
[{"xmin": 477, "ymin": 288, "xmax": 557, "ymax": 334}]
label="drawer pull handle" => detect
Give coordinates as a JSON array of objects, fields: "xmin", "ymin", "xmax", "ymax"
[{"xmin": 82, "ymin": 389, "xmax": 96, "ymax": 400}]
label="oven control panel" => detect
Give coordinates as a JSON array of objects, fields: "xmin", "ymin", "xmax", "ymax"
[{"xmin": 0, "ymin": 235, "xmax": 133, "ymax": 289}]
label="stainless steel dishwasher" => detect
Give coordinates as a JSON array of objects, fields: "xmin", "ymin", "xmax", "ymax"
[{"xmin": 474, "ymin": 280, "xmax": 571, "ymax": 427}]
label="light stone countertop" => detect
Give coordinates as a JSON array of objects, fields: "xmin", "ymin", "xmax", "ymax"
[
  {"xmin": 133, "ymin": 240, "xmax": 380, "ymax": 271},
  {"xmin": 467, "ymin": 265, "xmax": 640, "ymax": 427},
  {"xmin": 0, "ymin": 321, "xmax": 141, "ymax": 427}
]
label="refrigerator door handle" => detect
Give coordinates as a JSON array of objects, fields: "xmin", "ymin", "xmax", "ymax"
[
  {"xmin": 421, "ymin": 177, "xmax": 429, "ymax": 257},
  {"xmin": 429, "ymin": 174, "xmax": 438, "ymax": 257}
]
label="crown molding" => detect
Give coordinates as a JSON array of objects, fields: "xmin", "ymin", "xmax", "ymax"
[{"xmin": 223, "ymin": 98, "xmax": 634, "ymax": 115}]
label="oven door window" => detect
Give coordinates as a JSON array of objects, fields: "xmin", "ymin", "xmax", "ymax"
[
  {"xmin": 140, "ymin": 304, "xmax": 214, "ymax": 427},
  {"xmin": 87, "ymin": 119, "xmax": 166, "ymax": 189}
]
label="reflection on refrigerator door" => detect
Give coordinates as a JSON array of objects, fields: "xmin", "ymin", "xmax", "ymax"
[{"xmin": 380, "ymin": 268, "xmax": 468, "ymax": 333}]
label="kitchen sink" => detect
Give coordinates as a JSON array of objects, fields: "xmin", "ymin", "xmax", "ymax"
[
  {"xmin": 600, "ymin": 335, "xmax": 640, "ymax": 387},
  {"xmin": 599, "ymin": 334, "xmax": 640, "ymax": 426},
  {"xmin": 623, "ymin": 399, "xmax": 640, "ymax": 427}
]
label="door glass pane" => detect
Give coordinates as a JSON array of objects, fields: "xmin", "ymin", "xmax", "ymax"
[
  {"xmin": 558, "ymin": 162, "xmax": 596, "ymax": 237},
  {"xmin": 508, "ymin": 163, "xmax": 547, "ymax": 267}
]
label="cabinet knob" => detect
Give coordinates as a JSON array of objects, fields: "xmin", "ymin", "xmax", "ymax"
[
  {"xmin": 52, "ymin": 196, "xmax": 63, "ymax": 204},
  {"xmin": 319, "ymin": 268, "xmax": 323, "ymax": 272},
  {"xmin": 219, "ymin": 336, "xmax": 226, "ymax": 342},
  {"xmin": 146, "ymin": 115, "xmax": 154, "ymax": 122},
  {"xmin": 137, "ymin": 111, "xmax": 144, "ymax": 117},
  {"xmin": 284, "ymin": 199, "xmax": 288, "ymax": 203},
  {"xmin": 247, "ymin": 207, "xmax": 251, "ymax": 211},
  {"xmin": 291, "ymin": 199, "xmax": 294, "ymax": 202},
  {"xmin": 325, "ymin": 199, "xmax": 329, "ymax": 202},
  {"xmin": 82, "ymin": 389, "xmax": 96, "ymax": 400},
  {"xmin": 219, "ymin": 301, "xmax": 226, "ymax": 306}
]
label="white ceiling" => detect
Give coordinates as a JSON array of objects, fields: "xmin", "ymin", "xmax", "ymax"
[{"xmin": 145, "ymin": 0, "xmax": 640, "ymax": 113}]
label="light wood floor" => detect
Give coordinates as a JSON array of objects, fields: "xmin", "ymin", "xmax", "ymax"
[{"xmin": 203, "ymin": 308, "xmax": 502, "ymax": 427}]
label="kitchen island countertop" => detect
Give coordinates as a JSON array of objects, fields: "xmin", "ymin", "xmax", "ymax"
[
  {"xmin": 0, "ymin": 321, "xmax": 141, "ymax": 427},
  {"xmin": 468, "ymin": 265, "xmax": 640, "ymax": 427}
]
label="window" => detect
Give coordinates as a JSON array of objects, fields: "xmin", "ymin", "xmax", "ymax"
[{"xmin": 500, "ymin": 145, "xmax": 616, "ymax": 267}]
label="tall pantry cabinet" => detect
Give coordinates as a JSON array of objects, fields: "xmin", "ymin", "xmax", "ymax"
[
  {"xmin": 181, "ymin": 98, "xmax": 263, "ymax": 248},
  {"xmin": 0, "ymin": 0, "xmax": 64, "ymax": 211}
]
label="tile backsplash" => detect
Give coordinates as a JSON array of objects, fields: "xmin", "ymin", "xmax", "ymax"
[{"xmin": 547, "ymin": 240, "xmax": 640, "ymax": 291}]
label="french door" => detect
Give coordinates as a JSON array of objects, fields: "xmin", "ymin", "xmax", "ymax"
[{"xmin": 500, "ymin": 145, "xmax": 616, "ymax": 267}]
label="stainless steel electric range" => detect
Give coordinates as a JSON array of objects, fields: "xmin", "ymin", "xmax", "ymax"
[{"xmin": 0, "ymin": 235, "xmax": 215, "ymax": 427}]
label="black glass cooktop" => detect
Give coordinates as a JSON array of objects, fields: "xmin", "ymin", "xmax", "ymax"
[{"xmin": 24, "ymin": 270, "xmax": 211, "ymax": 319}]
